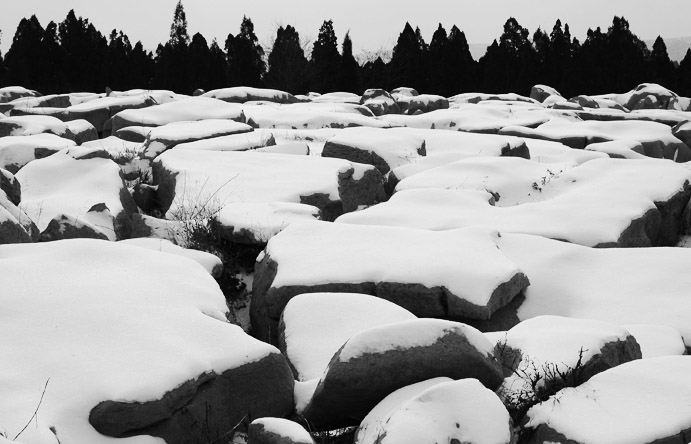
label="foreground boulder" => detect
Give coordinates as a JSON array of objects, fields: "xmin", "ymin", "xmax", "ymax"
[
  {"xmin": 252, "ymin": 222, "xmax": 529, "ymax": 343},
  {"xmin": 248, "ymin": 418, "xmax": 314, "ymax": 444},
  {"xmin": 356, "ymin": 378, "xmax": 511, "ymax": 444},
  {"xmin": 524, "ymin": 356, "xmax": 691, "ymax": 444},
  {"xmin": 300, "ymin": 319, "xmax": 504, "ymax": 430},
  {"xmin": 0, "ymin": 239, "xmax": 294, "ymax": 444},
  {"xmin": 0, "ymin": 86, "xmax": 40, "ymax": 103}
]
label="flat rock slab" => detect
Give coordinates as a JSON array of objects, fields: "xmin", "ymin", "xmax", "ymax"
[
  {"xmin": 0, "ymin": 115, "xmax": 97, "ymax": 143},
  {"xmin": 142, "ymin": 119, "xmax": 254, "ymax": 158},
  {"xmin": 377, "ymin": 157, "xmax": 691, "ymax": 247},
  {"xmin": 524, "ymin": 356, "xmax": 691, "ymax": 444},
  {"xmin": 0, "ymin": 239, "xmax": 294, "ymax": 444},
  {"xmin": 110, "ymin": 96, "xmax": 246, "ymax": 133},
  {"xmin": 251, "ymin": 222, "xmax": 529, "ymax": 343},
  {"xmin": 153, "ymin": 150, "xmax": 386, "ymax": 222},
  {"xmin": 203, "ymin": 86, "xmax": 301, "ymax": 104},
  {"xmin": 15, "ymin": 148, "xmax": 137, "ymax": 241},
  {"xmin": 0, "ymin": 133, "xmax": 76, "ymax": 173},
  {"xmin": 248, "ymin": 418, "xmax": 314, "ymax": 444},
  {"xmin": 356, "ymin": 378, "xmax": 511, "ymax": 444},
  {"xmin": 243, "ymin": 104, "xmax": 391, "ymax": 130},
  {"xmin": 300, "ymin": 319, "xmax": 504, "ymax": 430}
]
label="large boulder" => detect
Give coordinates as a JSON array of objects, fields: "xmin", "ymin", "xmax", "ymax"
[
  {"xmin": 202, "ymin": 87, "xmax": 302, "ymax": 104},
  {"xmin": 360, "ymin": 89, "xmax": 401, "ymax": 116},
  {"xmin": 299, "ymin": 319, "xmax": 504, "ymax": 430},
  {"xmin": 243, "ymin": 104, "xmax": 391, "ymax": 129},
  {"xmin": 40, "ymin": 212, "xmax": 110, "ymax": 241},
  {"xmin": 252, "ymin": 222, "xmax": 529, "ymax": 343},
  {"xmin": 523, "ymin": 356, "xmax": 691, "ymax": 444},
  {"xmin": 356, "ymin": 378, "xmax": 511, "ymax": 444},
  {"xmin": 0, "ymin": 115, "xmax": 97, "ymax": 143},
  {"xmin": 0, "ymin": 133, "xmax": 76, "ymax": 173},
  {"xmin": 395, "ymin": 94, "xmax": 449, "ymax": 115},
  {"xmin": 0, "ymin": 239, "xmax": 295, "ymax": 444},
  {"xmin": 248, "ymin": 418, "xmax": 314, "ymax": 444},
  {"xmin": 530, "ymin": 85, "xmax": 562, "ymax": 103},
  {"xmin": 0, "ymin": 86, "xmax": 40, "ymax": 103}
]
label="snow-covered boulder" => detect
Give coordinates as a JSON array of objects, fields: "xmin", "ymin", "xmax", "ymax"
[
  {"xmin": 496, "ymin": 232, "xmax": 691, "ymax": 343},
  {"xmin": 202, "ymin": 86, "xmax": 301, "ymax": 104},
  {"xmin": 0, "ymin": 239, "xmax": 294, "ymax": 444},
  {"xmin": 255, "ymin": 142, "xmax": 309, "ymax": 155},
  {"xmin": 60, "ymin": 94, "xmax": 158, "ymax": 134},
  {"xmin": 243, "ymin": 105, "xmax": 390, "ymax": 129},
  {"xmin": 309, "ymin": 91, "xmax": 361, "ymax": 104},
  {"xmin": 356, "ymin": 378, "xmax": 511, "ymax": 444},
  {"xmin": 672, "ymin": 120, "xmax": 691, "ymax": 150},
  {"xmin": 450, "ymin": 92, "xmax": 538, "ymax": 105},
  {"xmin": 497, "ymin": 316, "xmax": 641, "ymax": 404},
  {"xmin": 299, "ymin": 319, "xmax": 504, "ymax": 430},
  {"xmin": 15, "ymin": 149, "xmax": 138, "ymax": 241},
  {"xmin": 530, "ymin": 85, "xmax": 562, "ymax": 103},
  {"xmin": 153, "ymin": 150, "xmax": 386, "ymax": 222},
  {"xmin": 0, "ymin": 86, "xmax": 39, "ymax": 103},
  {"xmin": 0, "ymin": 133, "xmax": 76, "ymax": 173},
  {"xmin": 622, "ymin": 83, "xmax": 679, "ymax": 110},
  {"xmin": 584, "ymin": 140, "xmax": 648, "ymax": 159},
  {"xmin": 251, "ymin": 222, "xmax": 529, "ymax": 343},
  {"xmin": 0, "ymin": 188, "xmax": 39, "ymax": 244},
  {"xmin": 109, "ymin": 96, "xmax": 246, "ymax": 133},
  {"xmin": 322, "ymin": 127, "xmax": 426, "ymax": 175},
  {"xmin": 622, "ymin": 324, "xmax": 687, "ymax": 358},
  {"xmin": 360, "ymin": 88, "xmax": 401, "ymax": 116},
  {"xmin": 0, "ymin": 115, "xmax": 97, "ymax": 144},
  {"xmin": 118, "ymin": 237, "xmax": 223, "ymax": 277},
  {"xmin": 248, "ymin": 418, "xmax": 314, "ymax": 444},
  {"xmin": 395, "ymin": 94, "xmax": 449, "ymax": 115},
  {"xmin": 215, "ymin": 202, "xmax": 320, "ymax": 245},
  {"xmin": 173, "ymin": 130, "xmax": 276, "ymax": 152},
  {"xmin": 279, "ymin": 293, "xmax": 417, "ymax": 382},
  {"xmin": 40, "ymin": 212, "xmax": 110, "ymax": 241},
  {"xmin": 568, "ymin": 94, "xmax": 628, "ymax": 111},
  {"xmin": 524, "ymin": 356, "xmax": 691, "ymax": 444},
  {"xmin": 391, "ymin": 87, "xmax": 419, "ymax": 97},
  {"xmin": 130, "ymin": 212, "xmax": 183, "ymax": 242},
  {"xmin": 113, "ymin": 125, "xmax": 154, "ymax": 142},
  {"xmin": 0, "ymin": 167, "xmax": 21, "ymax": 205},
  {"xmin": 343, "ymin": 157, "xmax": 691, "ymax": 248},
  {"xmin": 142, "ymin": 119, "xmax": 254, "ymax": 158}
]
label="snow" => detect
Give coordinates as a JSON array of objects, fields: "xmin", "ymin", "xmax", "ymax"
[
  {"xmin": 335, "ymin": 318, "xmax": 495, "ymax": 363},
  {"xmin": 357, "ymin": 378, "xmax": 511, "ymax": 444},
  {"xmin": 496, "ymin": 232, "xmax": 691, "ymax": 344},
  {"xmin": 0, "ymin": 133, "xmax": 76, "ymax": 172},
  {"xmin": 266, "ymin": 221, "xmax": 523, "ymax": 309},
  {"xmin": 526, "ymin": 356, "xmax": 691, "ymax": 444},
  {"xmin": 0, "ymin": 115, "xmax": 71, "ymax": 137},
  {"xmin": 118, "ymin": 237, "xmax": 222, "ymax": 276},
  {"xmin": 15, "ymin": 149, "xmax": 130, "ymax": 239},
  {"xmin": 309, "ymin": 91, "xmax": 361, "ymax": 104},
  {"xmin": 0, "ymin": 239, "xmax": 277, "ymax": 444},
  {"xmin": 82, "ymin": 136, "xmax": 144, "ymax": 159},
  {"xmin": 325, "ymin": 127, "xmax": 425, "ymax": 171},
  {"xmin": 143, "ymin": 119, "xmax": 253, "ymax": 157},
  {"xmin": 173, "ymin": 130, "xmax": 275, "ymax": 152},
  {"xmin": 217, "ymin": 202, "xmax": 320, "ymax": 243},
  {"xmin": 584, "ymin": 140, "xmax": 648, "ymax": 159},
  {"xmin": 622, "ymin": 324, "xmax": 687, "ymax": 358},
  {"xmin": 281, "ymin": 292, "xmax": 416, "ymax": 381},
  {"xmin": 262, "ymin": 128, "xmax": 342, "ymax": 155},
  {"xmin": 250, "ymin": 418, "xmax": 313, "ymax": 443},
  {"xmin": 110, "ymin": 97, "xmax": 245, "ymax": 132},
  {"xmin": 524, "ymin": 138, "xmax": 608, "ymax": 164},
  {"xmin": 202, "ymin": 86, "xmax": 299, "ymax": 104},
  {"xmin": 255, "ymin": 142, "xmax": 309, "ymax": 155},
  {"xmin": 243, "ymin": 104, "xmax": 390, "ymax": 129}
]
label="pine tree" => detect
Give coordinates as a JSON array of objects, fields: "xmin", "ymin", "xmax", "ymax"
[
  {"xmin": 448, "ymin": 25, "xmax": 477, "ymax": 94},
  {"xmin": 4, "ymin": 16, "xmax": 47, "ymax": 92},
  {"xmin": 169, "ymin": 0, "xmax": 190, "ymax": 47},
  {"xmin": 264, "ymin": 25, "xmax": 311, "ymax": 93},
  {"xmin": 156, "ymin": 0, "xmax": 191, "ymax": 93},
  {"xmin": 226, "ymin": 16, "xmax": 265, "ymax": 87},
  {"xmin": 677, "ymin": 49, "xmax": 691, "ymax": 97},
  {"xmin": 0, "ymin": 30, "xmax": 4, "ymax": 87},
  {"xmin": 479, "ymin": 17, "xmax": 536, "ymax": 94},
  {"xmin": 58, "ymin": 10, "xmax": 108, "ymax": 92},
  {"xmin": 311, "ymin": 20, "xmax": 341, "ymax": 93},
  {"xmin": 605, "ymin": 16, "xmax": 651, "ymax": 92},
  {"xmin": 338, "ymin": 31, "xmax": 361, "ymax": 93},
  {"xmin": 389, "ymin": 22, "xmax": 428, "ymax": 91},
  {"xmin": 651, "ymin": 36, "xmax": 675, "ymax": 89}
]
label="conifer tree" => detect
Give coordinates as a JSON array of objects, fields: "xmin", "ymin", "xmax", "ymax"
[
  {"xmin": 264, "ymin": 25, "xmax": 311, "ymax": 93},
  {"xmin": 650, "ymin": 36, "xmax": 675, "ymax": 89},
  {"xmin": 4, "ymin": 16, "xmax": 47, "ymax": 91},
  {"xmin": 389, "ymin": 22, "xmax": 428, "ymax": 91},
  {"xmin": 338, "ymin": 31, "xmax": 361, "ymax": 93},
  {"xmin": 58, "ymin": 10, "xmax": 108, "ymax": 92},
  {"xmin": 311, "ymin": 20, "xmax": 341, "ymax": 93},
  {"xmin": 676, "ymin": 49, "xmax": 691, "ymax": 97},
  {"xmin": 226, "ymin": 16, "xmax": 265, "ymax": 87}
]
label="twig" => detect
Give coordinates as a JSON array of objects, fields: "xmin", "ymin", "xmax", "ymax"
[{"xmin": 14, "ymin": 378, "xmax": 50, "ymax": 440}]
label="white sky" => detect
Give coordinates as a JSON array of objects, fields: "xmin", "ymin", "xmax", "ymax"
[{"xmin": 0, "ymin": 0, "xmax": 689, "ymax": 57}]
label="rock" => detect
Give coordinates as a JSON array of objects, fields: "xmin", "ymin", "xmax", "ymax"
[
  {"xmin": 130, "ymin": 212, "xmax": 182, "ymax": 242},
  {"xmin": 530, "ymin": 85, "xmax": 562, "ymax": 103},
  {"xmin": 202, "ymin": 87, "xmax": 302, "ymax": 104},
  {"xmin": 0, "ymin": 133, "xmax": 76, "ymax": 173},
  {"xmin": 450, "ymin": 92, "xmax": 538, "ymax": 105},
  {"xmin": 360, "ymin": 89, "xmax": 401, "ymax": 116},
  {"xmin": 118, "ymin": 237, "xmax": 223, "ymax": 278},
  {"xmin": 192, "ymin": 88, "xmax": 205, "ymax": 96},
  {"xmin": 59, "ymin": 94, "xmax": 158, "ymax": 134},
  {"xmin": 40, "ymin": 213, "xmax": 110, "ymax": 241},
  {"xmin": 672, "ymin": 121, "xmax": 691, "ymax": 150},
  {"xmin": 0, "ymin": 86, "xmax": 40, "ymax": 103},
  {"xmin": 0, "ymin": 168, "xmax": 21, "ymax": 205},
  {"xmin": 322, "ymin": 127, "xmax": 426, "ymax": 175},
  {"xmin": 251, "ymin": 222, "xmax": 528, "ymax": 344},
  {"xmin": 300, "ymin": 319, "xmax": 504, "ymax": 430},
  {"xmin": 624, "ymin": 83, "xmax": 678, "ymax": 110},
  {"xmin": 243, "ymin": 104, "xmax": 390, "ymax": 130},
  {"xmin": 113, "ymin": 125, "xmax": 154, "ymax": 143},
  {"xmin": 0, "ymin": 190, "xmax": 40, "ymax": 244},
  {"xmin": 523, "ymin": 356, "xmax": 691, "ymax": 444},
  {"xmin": 254, "ymin": 142, "xmax": 309, "ymax": 155},
  {"xmin": 248, "ymin": 418, "xmax": 314, "ymax": 444},
  {"xmin": 391, "ymin": 87, "xmax": 419, "ymax": 97},
  {"xmin": 396, "ymin": 94, "xmax": 449, "ymax": 115},
  {"xmin": 132, "ymin": 183, "xmax": 159, "ymax": 214},
  {"xmin": 356, "ymin": 378, "xmax": 511, "ymax": 444},
  {"xmin": 174, "ymin": 130, "xmax": 277, "ymax": 152},
  {"xmin": 623, "ymin": 324, "xmax": 687, "ymax": 358}
]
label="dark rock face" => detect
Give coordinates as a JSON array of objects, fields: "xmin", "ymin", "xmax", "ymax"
[
  {"xmin": 322, "ymin": 140, "xmax": 425, "ymax": 175},
  {"xmin": 300, "ymin": 326, "xmax": 504, "ymax": 430},
  {"xmin": 90, "ymin": 353, "xmax": 295, "ymax": 444},
  {"xmin": 248, "ymin": 419, "xmax": 314, "ymax": 444},
  {"xmin": 40, "ymin": 214, "xmax": 109, "ymax": 241},
  {"xmin": 0, "ymin": 168, "xmax": 21, "ymax": 206}
]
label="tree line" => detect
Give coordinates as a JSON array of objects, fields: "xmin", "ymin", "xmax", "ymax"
[{"xmin": 0, "ymin": 1, "xmax": 690, "ymax": 98}]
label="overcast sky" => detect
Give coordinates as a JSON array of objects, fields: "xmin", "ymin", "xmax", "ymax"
[{"xmin": 0, "ymin": 0, "xmax": 688, "ymax": 57}]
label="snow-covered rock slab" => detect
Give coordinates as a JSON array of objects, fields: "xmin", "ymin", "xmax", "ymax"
[
  {"xmin": 251, "ymin": 222, "xmax": 529, "ymax": 343},
  {"xmin": 153, "ymin": 150, "xmax": 386, "ymax": 222},
  {"xmin": 0, "ymin": 239, "xmax": 294, "ymax": 444},
  {"xmin": 497, "ymin": 316, "xmax": 641, "ymax": 405},
  {"xmin": 202, "ymin": 86, "xmax": 301, "ymax": 104},
  {"xmin": 279, "ymin": 293, "xmax": 417, "ymax": 381},
  {"xmin": 110, "ymin": 96, "xmax": 246, "ymax": 133},
  {"xmin": 450, "ymin": 92, "xmax": 538, "ymax": 105},
  {"xmin": 15, "ymin": 149, "xmax": 137, "ymax": 241},
  {"xmin": 0, "ymin": 86, "xmax": 39, "ymax": 103},
  {"xmin": 523, "ymin": 138, "xmax": 607, "ymax": 164},
  {"xmin": 0, "ymin": 133, "xmax": 76, "ymax": 173},
  {"xmin": 142, "ymin": 119, "xmax": 254, "ymax": 158},
  {"xmin": 524, "ymin": 356, "xmax": 691, "ymax": 444},
  {"xmin": 118, "ymin": 237, "xmax": 223, "ymax": 277},
  {"xmin": 0, "ymin": 115, "xmax": 97, "ymax": 144},
  {"xmin": 385, "ymin": 157, "xmax": 691, "ymax": 247},
  {"xmin": 395, "ymin": 93, "xmax": 449, "ymax": 115},
  {"xmin": 248, "ymin": 418, "xmax": 314, "ymax": 444},
  {"xmin": 0, "ymin": 188, "xmax": 39, "ymax": 244},
  {"xmin": 322, "ymin": 127, "xmax": 426, "ymax": 174},
  {"xmin": 360, "ymin": 88, "xmax": 400, "ymax": 116},
  {"xmin": 0, "ymin": 167, "xmax": 20, "ymax": 205},
  {"xmin": 61, "ymin": 94, "xmax": 157, "ymax": 133},
  {"xmin": 496, "ymin": 233, "xmax": 691, "ymax": 343},
  {"xmin": 173, "ymin": 130, "xmax": 276, "ymax": 152},
  {"xmin": 300, "ymin": 319, "xmax": 504, "ymax": 430},
  {"xmin": 356, "ymin": 378, "xmax": 511, "ymax": 444},
  {"xmin": 244, "ymin": 105, "xmax": 391, "ymax": 130},
  {"xmin": 622, "ymin": 324, "xmax": 687, "ymax": 358},
  {"xmin": 584, "ymin": 140, "xmax": 649, "ymax": 159},
  {"xmin": 216, "ymin": 202, "xmax": 320, "ymax": 245}
]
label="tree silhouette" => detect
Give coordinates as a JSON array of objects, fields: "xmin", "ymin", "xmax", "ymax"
[
  {"xmin": 225, "ymin": 16, "xmax": 265, "ymax": 87},
  {"xmin": 58, "ymin": 10, "xmax": 108, "ymax": 92},
  {"xmin": 155, "ymin": 0, "xmax": 191, "ymax": 93},
  {"xmin": 264, "ymin": 25, "xmax": 311, "ymax": 93},
  {"xmin": 677, "ymin": 49, "xmax": 691, "ymax": 97},
  {"xmin": 388, "ymin": 22, "xmax": 428, "ymax": 91},
  {"xmin": 480, "ymin": 17, "xmax": 536, "ymax": 94},
  {"xmin": 338, "ymin": 31, "xmax": 361, "ymax": 93},
  {"xmin": 311, "ymin": 20, "xmax": 341, "ymax": 93},
  {"xmin": 169, "ymin": 0, "xmax": 190, "ymax": 47},
  {"xmin": 650, "ymin": 36, "xmax": 675, "ymax": 90},
  {"xmin": 4, "ymin": 16, "xmax": 48, "ymax": 92}
]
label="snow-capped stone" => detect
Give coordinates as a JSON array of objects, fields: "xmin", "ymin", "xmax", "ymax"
[
  {"xmin": 300, "ymin": 319, "xmax": 504, "ymax": 430},
  {"xmin": 584, "ymin": 140, "xmax": 648, "ymax": 159},
  {"xmin": 248, "ymin": 418, "xmax": 314, "ymax": 444},
  {"xmin": 130, "ymin": 212, "xmax": 183, "ymax": 242},
  {"xmin": 0, "ymin": 167, "xmax": 21, "ymax": 205},
  {"xmin": 322, "ymin": 127, "xmax": 426, "ymax": 174},
  {"xmin": 360, "ymin": 89, "xmax": 401, "ymax": 116},
  {"xmin": 524, "ymin": 356, "xmax": 691, "ymax": 444},
  {"xmin": 153, "ymin": 150, "xmax": 386, "ymax": 222},
  {"xmin": 395, "ymin": 94, "xmax": 449, "ymax": 115},
  {"xmin": 118, "ymin": 237, "xmax": 223, "ymax": 278},
  {"xmin": 279, "ymin": 292, "xmax": 417, "ymax": 381},
  {"xmin": 391, "ymin": 87, "xmax": 419, "ymax": 97},
  {"xmin": 254, "ymin": 142, "xmax": 309, "ymax": 155},
  {"xmin": 356, "ymin": 378, "xmax": 511, "ymax": 444},
  {"xmin": 530, "ymin": 85, "xmax": 562, "ymax": 103},
  {"xmin": 623, "ymin": 83, "xmax": 679, "ymax": 110},
  {"xmin": 173, "ymin": 130, "xmax": 276, "ymax": 152},
  {"xmin": 40, "ymin": 212, "xmax": 110, "ymax": 241},
  {"xmin": 142, "ymin": 119, "xmax": 254, "ymax": 158},
  {"xmin": 0, "ymin": 86, "xmax": 39, "ymax": 103},
  {"xmin": 110, "ymin": 96, "xmax": 246, "ymax": 133},
  {"xmin": 243, "ymin": 105, "xmax": 390, "ymax": 129},
  {"xmin": 113, "ymin": 125, "xmax": 154, "ymax": 142},
  {"xmin": 622, "ymin": 324, "xmax": 687, "ymax": 358},
  {"xmin": 450, "ymin": 92, "xmax": 538, "ymax": 105},
  {"xmin": 0, "ymin": 189, "xmax": 39, "ymax": 244},
  {"xmin": 61, "ymin": 94, "xmax": 158, "ymax": 134},
  {"xmin": 202, "ymin": 86, "xmax": 301, "ymax": 104},
  {"xmin": 251, "ymin": 222, "xmax": 529, "ymax": 343},
  {"xmin": 0, "ymin": 239, "xmax": 294, "ymax": 444},
  {"xmin": 15, "ymin": 149, "xmax": 138, "ymax": 241}
]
